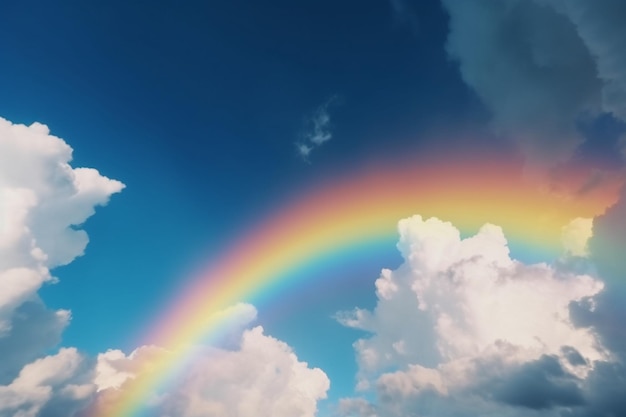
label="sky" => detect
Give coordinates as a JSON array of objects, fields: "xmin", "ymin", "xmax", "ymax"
[{"xmin": 1, "ymin": 0, "xmax": 626, "ymax": 416}]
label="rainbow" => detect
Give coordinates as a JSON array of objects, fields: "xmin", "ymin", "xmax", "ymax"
[{"xmin": 93, "ymin": 154, "xmax": 620, "ymax": 416}]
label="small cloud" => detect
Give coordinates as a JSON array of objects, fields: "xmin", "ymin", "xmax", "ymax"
[
  {"xmin": 296, "ymin": 143, "xmax": 313, "ymax": 160},
  {"xmin": 295, "ymin": 95, "xmax": 340, "ymax": 161},
  {"xmin": 562, "ymin": 217, "xmax": 593, "ymax": 257}
]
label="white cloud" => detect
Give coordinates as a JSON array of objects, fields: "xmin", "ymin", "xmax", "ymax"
[
  {"xmin": 0, "ymin": 116, "xmax": 124, "ymax": 414},
  {"xmin": 296, "ymin": 96, "xmax": 339, "ymax": 160},
  {"xmin": 0, "ymin": 348, "xmax": 95, "ymax": 417},
  {"xmin": 90, "ymin": 304, "xmax": 330, "ymax": 417},
  {"xmin": 163, "ymin": 326, "xmax": 330, "ymax": 417},
  {"xmin": 94, "ymin": 345, "xmax": 166, "ymax": 393},
  {"xmin": 338, "ymin": 215, "xmax": 607, "ymax": 416},
  {"xmin": 94, "ymin": 302, "xmax": 259, "ymax": 394}
]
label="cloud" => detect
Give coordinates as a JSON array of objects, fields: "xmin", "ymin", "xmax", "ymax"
[
  {"xmin": 581, "ymin": 189, "xmax": 626, "ymax": 357},
  {"xmin": 94, "ymin": 345, "xmax": 168, "ymax": 393},
  {"xmin": 337, "ymin": 215, "xmax": 614, "ymax": 416},
  {"xmin": 338, "ymin": 397, "xmax": 379, "ymax": 417},
  {"xmin": 365, "ymin": 353, "xmax": 586, "ymax": 417},
  {"xmin": 0, "ymin": 117, "xmax": 124, "ymax": 415},
  {"xmin": 0, "ymin": 301, "xmax": 70, "ymax": 385},
  {"xmin": 474, "ymin": 354, "xmax": 585, "ymax": 410},
  {"xmin": 548, "ymin": 188, "xmax": 626, "ymax": 417},
  {"xmin": 296, "ymin": 96, "xmax": 340, "ymax": 161},
  {"xmin": 440, "ymin": 0, "xmax": 626, "ymax": 166},
  {"xmin": 0, "ymin": 348, "xmax": 95, "ymax": 417},
  {"xmin": 561, "ymin": 217, "xmax": 593, "ymax": 257},
  {"xmin": 0, "ymin": 119, "xmax": 125, "ymax": 268},
  {"xmin": 88, "ymin": 304, "xmax": 330, "ymax": 417}
]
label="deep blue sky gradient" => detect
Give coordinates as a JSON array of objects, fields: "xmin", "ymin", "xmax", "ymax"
[{"xmin": 1, "ymin": 0, "xmax": 492, "ymax": 404}]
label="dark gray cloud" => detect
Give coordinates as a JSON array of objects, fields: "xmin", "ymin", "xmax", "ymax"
[
  {"xmin": 560, "ymin": 1, "xmax": 626, "ymax": 121},
  {"xmin": 560, "ymin": 189, "xmax": 626, "ymax": 417},
  {"xmin": 341, "ymin": 353, "xmax": 589, "ymax": 417},
  {"xmin": 577, "ymin": 188, "xmax": 626, "ymax": 357},
  {"xmin": 480, "ymin": 355, "xmax": 585, "ymax": 410},
  {"xmin": 570, "ymin": 361, "xmax": 626, "ymax": 417},
  {"xmin": 439, "ymin": 0, "xmax": 626, "ymax": 165},
  {"xmin": 561, "ymin": 346, "xmax": 587, "ymax": 367}
]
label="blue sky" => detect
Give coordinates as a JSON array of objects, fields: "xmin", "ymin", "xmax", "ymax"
[
  {"xmin": 1, "ymin": 0, "xmax": 462, "ymax": 404},
  {"xmin": 2, "ymin": 0, "xmax": 462, "ymax": 372},
  {"xmin": 2, "ymin": 1, "xmax": 626, "ymax": 417}
]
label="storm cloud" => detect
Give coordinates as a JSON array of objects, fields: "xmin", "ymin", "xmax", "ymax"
[{"xmin": 440, "ymin": 0, "xmax": 626, "ymax": 165}]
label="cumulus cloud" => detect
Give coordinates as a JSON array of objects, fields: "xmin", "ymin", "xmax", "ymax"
[
  {"xmin": 337, "ymin": 215, "xmax": 613, "ymax": 416},
  {"xmin": 439, "ymin": 0, "xmax": 626, "ymax": 166},
  {"xmin": 0, "ymin": 117, "xmax": 124, "ymax": 415},
  {"xmin": 296, "ymin": 96, "xmax": 340, "ymax": 161},
  {"xmin": 88, "ymin": 304, "xmax": 330, "ymax": 417}
]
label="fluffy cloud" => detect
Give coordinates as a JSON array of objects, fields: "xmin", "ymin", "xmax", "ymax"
[
  {"xmin": 0, "ymin": 117, "xmax": 124, "ymax": 414},
  {"xmin": 0, "ymin": 348, "xmax": 95, "ymax": 417},
  {"xmin": 88, "ymin": 304, "xmax": 330, "ymax": 417},
  {"xmin": 440, "ymin": 0, "xmax": 626, "ymax": 166},
  {"xmin": 296, "ymin": 96, "xmax": 340, "ymax": 160},
  {"xmin": 337, "ymin": 215, "xmax": 611, "ymax": 416},
  {"xmin": 0, "ymin": 117, "xmax": 124, "ymax": 347}
]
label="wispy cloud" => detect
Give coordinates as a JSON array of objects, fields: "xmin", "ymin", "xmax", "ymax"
[{"xmin": 296, "ymin": 95, "xmax": 340, "ymax": 161}]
